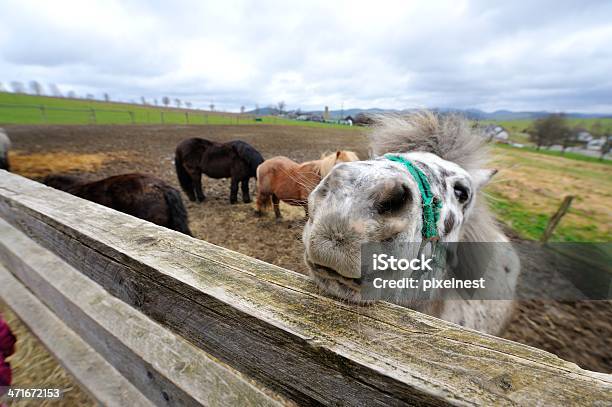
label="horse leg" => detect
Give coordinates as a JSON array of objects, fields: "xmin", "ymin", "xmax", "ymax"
[
  {"xmin": 230, "ymin": 177, "xmax": 239, "ymax": 204},
  {"xmin": 185, "ymin": 187, "xmax": 196, "ymax": 202},
  {"xmin": 241, "ymin": 178, "xmax": 251, "ymax": 203},
  {"xmin": 272, "ymin": 194, "xmax": 282, "ymax": 220},
  {"xmin": 255, "ymin": 190, "xmax": 269, "ymax": 216},
  {"xmin": 193, "ymin": 172, "xmax": 206, "ymax": 203}
]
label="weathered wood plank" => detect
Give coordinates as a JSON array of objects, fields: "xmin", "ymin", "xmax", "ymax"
[
  {"xmin": 0, "ymin": 217, "xmax": 285, "ymax": 407},
  {"xmin": 0, "ymin": 170, "xmax": 610, "ymax": 406},
  {"xmin": 0, "ymin": 264, "xmax": 153, "ymax": 407}
]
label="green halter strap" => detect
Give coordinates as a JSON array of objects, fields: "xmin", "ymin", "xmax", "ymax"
[{"xmin": 384, "ymin": 154, "xmax": 442, "ymax": 241}]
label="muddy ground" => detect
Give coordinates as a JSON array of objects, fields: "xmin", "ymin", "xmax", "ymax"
[{"xmin": 3, "ymin": 124, "xmax": 611, "ymax": 376}]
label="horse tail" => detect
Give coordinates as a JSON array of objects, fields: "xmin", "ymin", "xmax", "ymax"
[
  {"xmin": 163, "ymin": 187, "xmax": 193, "ymax": 236},
  {"xmin": 256, "ymin": 165, "xmax": 272, "ymax": 210},
  {"xmin": 232, "ymin": 141, "xmax": 264, "ymax": 178},
  {"xmin": 174, "ymin": 149, "xmax": 193, "ymax": 197}
]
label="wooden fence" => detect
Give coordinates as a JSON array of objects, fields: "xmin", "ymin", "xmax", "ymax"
[
  {"xmin": 0, "ymin": 103, "xmax": 254, "ymax": 125},
  {"xmin": 0, "ymin": 171, "xmax": 610, "ymax": 406}
]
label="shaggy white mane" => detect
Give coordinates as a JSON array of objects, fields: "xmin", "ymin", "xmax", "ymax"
[{"xmin": 369, "ymin": 111, "xmax": 488, "ymax": 172}]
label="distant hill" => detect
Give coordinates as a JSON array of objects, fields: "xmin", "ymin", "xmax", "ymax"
[
  {"xmin": 248, "ymin": 107, "xmax": 612, "ymax": 121},
  {"xmin": 247, "ymin": 107, "xmax": 279, "ymax": 116}
]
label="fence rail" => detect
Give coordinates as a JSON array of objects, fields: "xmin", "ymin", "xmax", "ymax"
[
  {"xmin": 0, "ymin": 171, "xmax": 610, "ymax": 406},
  {"xmin": 0, "ymin": 103, "xmax": 356, "ymax": 129},
  {"xmin": 0, "ymin": 103, "xmax": 257, "ymax": 126}
]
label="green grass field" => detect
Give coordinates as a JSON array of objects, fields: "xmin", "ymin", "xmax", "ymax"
[
  {"xmin": 0, "ymin": 92, "xmax": 354, "ymax": 129},
  {"xmin": 495, "ymin": 143, "xmax": 611, "ymax": 165},
  {"xmin": 488, "ymin": 145, "xmax": 611, "ymax": 242}
]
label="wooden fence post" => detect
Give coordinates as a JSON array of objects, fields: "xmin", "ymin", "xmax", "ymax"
[
  {"xmin": 39, "ymin": 105, "xmax": 47, "ymax": 123},
  {"xmin": 541, "ymin": 195, "xmax": 574, "ymax": 242},
  {"xmin": 160, "ymin": 111, "xmax": 165, "ymax": 124},
  {"xmin": 185, "ymin": 112, "xmax": 189, "ymax": 124},
  {"xmin": 128, "ymin": 111, "xmax": 135, "ymax": 124},
  {"xmin": 90, "ymin": 108, "xmax": 97, "ymax": 124}
]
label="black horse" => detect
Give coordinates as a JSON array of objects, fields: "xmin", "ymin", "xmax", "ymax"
[
  {"xmin": 0, "ymin": 129, "xmax": 10, "ymax": 171},
  {"xmin": 175, "ymin": 138, "xmax": 264, "ymax": 204},
  {"xmin": 44, "ymin": 173, "xmax": 193, "ymax": 236}
]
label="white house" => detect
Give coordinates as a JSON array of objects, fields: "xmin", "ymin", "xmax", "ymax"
[
  {"xmin": 483, "ymin": 125, "xmax": 509, "ymax": 141},
  {"xmin": 576, "ymin": 131, "xmax": 593, "ymax": 142},
  {"xmin": 587, "ymin": 137, "xmax": 606, "ymax": 151}
]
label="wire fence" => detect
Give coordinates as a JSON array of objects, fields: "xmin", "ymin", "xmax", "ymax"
[{"xmin": 0, "ymin": 103, "xmax": 266, "ymax": 126}]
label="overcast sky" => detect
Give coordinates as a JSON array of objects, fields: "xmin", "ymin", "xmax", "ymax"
[{"xmin": 1, "ymin": 0, "xmax": 611, "ymax": 113}]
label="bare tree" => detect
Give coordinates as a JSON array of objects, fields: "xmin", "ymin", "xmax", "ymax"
[
  {"xmin": 209, "ymin": 103, "xmax": 215, "ymax": 111},
  {"xmin": 29, "ymin": 80, "xmax": 44, "ymax": 95},
  {"xmin": 10, "ymin": 81, "xmax": 25, "ymax": 93},
  {"xmin": 49, "ymin": 83, "xmax": 62, "ymax": 97},
  {"xmin": 240, "ymin": 105, "xmax": 245, "ymax": 114},
  {"xmin": 141, "ymin": 96, "xmax": 147, "ymax": 105},
  {"xmin": 67, "ymin": 90, "xmax": 76, "ymax": 98},
  {"xmin": 560, "ymin": 126, "xmax": 576, "ymax": 154},
  {"xmin": 255, "ymin": 104, "xmax": 260, "ymax": 115},
  {"xmin": 591, "ymin": 121, "xmax": 603, "ymax": 139},
  {"xmin": 103, "ymin": 93, "xmax": 110, "ymax": 102},
  {"xmin": 528, "ymin": 114, "xmax": 569, "ymax": 150},
  {"xmin": 277, "ymin": 101, "xmax": 286, "ymax": 115},
  {"xmin": 185, "ymin": 101, "xmax": 192, "ymax": 108},
  {"xmin": 175, "ymin": 98, "xmax": 182, "ymax": 108},
  {"xmin": 162, "ymin": 96, "xmax": 170, "ymax": 107},
  {"xmin": 86, "ymin": 93, "xmax": 95, "ymax": 100}
]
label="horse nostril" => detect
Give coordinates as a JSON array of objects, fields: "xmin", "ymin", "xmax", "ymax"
[{"xmin": 375, "ymin": 183, "xmax": 412, "ymax": 215}]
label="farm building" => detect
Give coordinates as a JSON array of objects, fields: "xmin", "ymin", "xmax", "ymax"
[
  {"xmin": 587, "ymin": 137, "xmax": 607, "ymax": 150},
  {"xmin": 483, "ymin": 124, "xmax": 510, "ymax": 141},
  {"xmin": 576, "ymin": 130, "xmax": 593, "ymax": 142}
]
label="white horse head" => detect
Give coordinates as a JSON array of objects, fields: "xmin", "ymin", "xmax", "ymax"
[{"xmin": 302, "ymin": 112, "xmax": 519, "ymax": 335}]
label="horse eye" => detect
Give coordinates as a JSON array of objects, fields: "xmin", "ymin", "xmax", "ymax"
[
  {"xmin": 453, "ymin": 183, "xmax": 469, "ymax": 203},
  {"xmin": 376, "ymin": 184, "xmax": 411, "ymax": 214}
]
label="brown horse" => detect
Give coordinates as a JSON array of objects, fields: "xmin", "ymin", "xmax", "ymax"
[
  {"xmin": 175, "ymin": 138, "xmax": 264, "ymax": 204},
  {"xmin": 256, "ymin": 150, "xmax": 359, "ymax": 219},
  {"xmin": 44, "ymin": 173, "xmax": 193, "ymax": 236}
]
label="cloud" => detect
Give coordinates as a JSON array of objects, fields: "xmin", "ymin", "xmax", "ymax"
[{"xmin": 0, "ymin": 0, "xmax": 610, "ymax": 112}]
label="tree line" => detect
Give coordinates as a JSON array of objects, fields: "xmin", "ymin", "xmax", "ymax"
[
  {"xmin": 0, "ymin": 81, "xmax": 290, "ymax": 116},
  {"xmin": 0, "ymin": 80, "xmax": 199, "ymax": 110}
]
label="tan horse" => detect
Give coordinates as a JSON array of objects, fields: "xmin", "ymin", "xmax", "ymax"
[{"xmin": 256, "ymin": 150, "xmax": 359, "ymax": 219}]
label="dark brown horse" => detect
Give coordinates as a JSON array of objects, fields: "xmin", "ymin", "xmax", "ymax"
[
  {"xmin": 44, "ymin": 173, "xmax": 192, "ymax": 236},
  {"xmin": 175, "ymin": 138, "xmax": 264, "ymax": 204}
]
